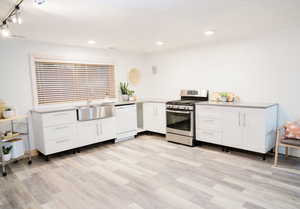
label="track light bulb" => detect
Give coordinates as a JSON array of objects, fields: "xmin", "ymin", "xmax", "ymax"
[
  {"xmin": 1, "ymin": 25, "xmax": 10, "ymax": 37},
  {"xmin": 12, "ymin": 15, "xmax": 17, "ymax": 24},
  {"xmin": 17, "ymin": 16, "xmax": 22, "ymax": 24},
  {"xmin": 13, "ymin": 9, "xmax": 22, "ymax": 24}
]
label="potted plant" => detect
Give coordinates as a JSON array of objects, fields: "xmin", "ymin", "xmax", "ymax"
[
  {"xmin": 128, "ymin": 90, "xmax": 135, "ymax": 101},
  {"xmin": 120, "ymin": 82, "xmax": 130, "ymax": 101},
  {"xmin": 219, "ymin": 92, "xmax": 228, "ymax": 102},
  {"xmin": 3, "ymin": 107, "xmax": 16, "ymax": 119},
  {"xmin": 2, "ymin": 145, "xmax": 13, "ymax": 162}
]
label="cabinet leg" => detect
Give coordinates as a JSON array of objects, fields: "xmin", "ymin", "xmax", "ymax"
[
  {"xmin": 72, "ymin": 149, "xmax": 76, "ymax": 154},
  {"xmin": 2, "ymin": 164, "xmax": 6, "ymax": 177},
  {"xmin": 45, "ymin": 156, "xmax": 50, "ymax": 161},
  {"xmin": 77, "ymin": 148, "xmax": 81, "ymax": 153},
  {"xmin": 262, "ymin": 154, "xmax": 266, "ymax": 161},
  {"xmin": 285, "ymin": 147, "xmax": 289, "ymax": 159}
]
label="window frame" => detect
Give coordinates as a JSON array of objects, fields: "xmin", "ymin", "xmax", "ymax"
[{"xmin": 30, "ymin": 55, "xmax": 117, "ymax": 107}]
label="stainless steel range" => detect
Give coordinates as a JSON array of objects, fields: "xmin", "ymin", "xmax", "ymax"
[{"xmin": 166, "ymin": 89, "xmax": 209, "ymax": 146}]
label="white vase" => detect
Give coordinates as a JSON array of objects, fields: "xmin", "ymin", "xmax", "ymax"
[
  {"xmin": 122, "ymin": 95, "xmax": 129, "ymax": 101},
  {"xmin": 3, "ymin": 153, "xmax": 11, "ymax": 162},
  {"xmin": 3, "ymin": 110, "xmax": 16, "ymax": 119}
]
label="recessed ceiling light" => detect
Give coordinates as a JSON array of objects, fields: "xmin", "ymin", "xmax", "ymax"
[
  {"xmin": 34, "ymin": 0, "xmax": 47, "ymax": 5},
  {"xmin": 156, "ymin": 41, "xmax": 165, "ymax": 46},
  {"xmin": 204, "ymin": 30, "xmax": 215, "ymax": 36},
  {"xmin": 88, "ymin": 40, "xmax": 96, "ymax": 44}
]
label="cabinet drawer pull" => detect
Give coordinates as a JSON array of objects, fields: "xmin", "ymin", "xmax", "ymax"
[
  {"xmin": 203, "ymin": 119, "xmax": 214, "ymax": 123},
  {"xmin": 53, "ymin": 113, "xmax": 70, "ymax": 117},
  {"xmin": 56, "ymin": 139, "xmax": 70, "ymax": 144},
  {"xmin": 55, "ymin": 126, "xmax": 68, "ymax": 130}
]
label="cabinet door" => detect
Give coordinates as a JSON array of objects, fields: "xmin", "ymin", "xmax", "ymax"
[
  {"xmin": 154, "ymin": 103, "xmax": 166, "ymax": 134},
  {"xmin": 116, "ymin": 105, "xmax": 137, "ymax": 134},
  {"xmin": 196, "ymin": 105, "xmax": 222, "ymax": 144},
  {"xmin": 222, "ymin": 108, "xmax": 244, "ymax": 149},
  {"xmin": 243, "ymin": 109, "xmax": 265, "ymax": 153},
  {"xmin": 76, "ymin": 120, "xmax": 99, "ymax": 147},
  {"xmin": 143, "ymin": 103, "xmax": 155, "ymax": 131},
  {"xmin": 43, "ymin": 124, "xmax": 76, "ymax": 155},
  {"xmin": 99, "ymin": 117, "xmax": 117, "ymax": 142}
]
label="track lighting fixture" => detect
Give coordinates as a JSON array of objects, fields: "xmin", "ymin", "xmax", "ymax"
[{"xmin": 0, "ymin": 0, "xmax": 24, "ymax": 38}]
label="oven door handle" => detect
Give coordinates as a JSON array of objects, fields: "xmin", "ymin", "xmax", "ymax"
[{"xmin": 166, "ymin": 110, "xmax": 191, "ymax": 114}]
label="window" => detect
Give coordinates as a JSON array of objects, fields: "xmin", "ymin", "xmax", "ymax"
[{"xmin": 33, "ymin": 60, "xmax": 115, "ymax": 105}]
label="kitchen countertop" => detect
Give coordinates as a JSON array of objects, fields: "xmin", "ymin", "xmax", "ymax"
[
  {"xmin": 31, "ymin": 106, "xmax": 77, "ymax": 113},
  {"xmin": 32, "ymin": 99, "xmax": 168, "ymax": 113},
  {"xmin": 196, "ymin": 101, "xmax": 278, "ymax": 109}
]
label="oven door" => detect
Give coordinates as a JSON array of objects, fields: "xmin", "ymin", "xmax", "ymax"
[{"xmin": 166, "ymin": 109, "xmax": 193, "ymax": 136}]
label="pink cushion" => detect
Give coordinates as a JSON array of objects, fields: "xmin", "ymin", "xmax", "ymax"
[{"xmin": 284, "ymin": 121, "xmax": 300, "ymax": 140}]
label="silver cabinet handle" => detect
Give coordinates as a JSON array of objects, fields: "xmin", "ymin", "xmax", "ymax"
[
  {"xmin": 203, "ymin": 119, "xmax": 214, "ymax": 123},
  {"xmin": 56, "ymin": 139, "xmax": 70, "ymax": 144},
  {"xmin": 238, "ymin": 112, "xmax": 241, "ymax": 127},
  {"xmin": 99, "ymin": 121, "xmax": 102, "ymax": 135},
  {"xmin": 96, "ymin": 123, "xmax": 99, "ymax": 136},
  {"xmin": 55, "ymin": 126, "xmax": 68, "ymax": 130},
  {"xmin": 243, "ymin": 113, "xmax": 246, "ymax": 127},
  {"xmin": 53, "ymin": 112, "xmax": 69, "ymax": 117}
]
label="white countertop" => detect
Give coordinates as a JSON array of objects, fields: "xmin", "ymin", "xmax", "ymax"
[
  {"xmin": 32, "ymin": 98, "xmax": 168, "ymax": 113},
  {"xmin": 196, "ymin": 101, "xmax": 278, "ymax": 109}
]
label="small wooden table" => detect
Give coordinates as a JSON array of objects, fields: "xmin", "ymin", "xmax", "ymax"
[{"xmin": 0, "ymin": 115, "xmax": 32, "ymax": 176}]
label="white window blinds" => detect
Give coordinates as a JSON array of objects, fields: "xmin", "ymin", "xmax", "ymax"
[{"xmin": 34, "ymin": 61, "xmax": 115, "ymax": 105}]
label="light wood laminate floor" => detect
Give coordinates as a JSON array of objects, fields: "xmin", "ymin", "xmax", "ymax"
[{"xmin": 1, "ymin": 135, "xmax": 300, "ymax": 209}]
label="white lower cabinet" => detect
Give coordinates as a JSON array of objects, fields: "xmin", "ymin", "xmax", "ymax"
[
  {"xmin": 116, "ymin": 104, "xmax": 137, "ymax": 141},
  {"xmin": 100, "ymin": 117, "xmax": 117, "ymax": 142},
  {"xmin": 32, "ymin": 110, "xmax": 117, "ymax": 156},
  {"xmin": 143, "ymin": 102, "xmax": 166, "ymax": 134},
  {"xmin": 32, "ymin": 110, "xmax": 78, "ymax": 155},
  {"xmin": 221, "ymin": 108, "xmax": 244, "ymax": 148},
  {"xmin": 77, "ymin": 117, "xmax": 117, "ymax": 147},
  {"xmin": 42, "ymin": 124, "xmax": 77, "ymax": 155},
  {"xmin": 76, "ymin": 120, "xmax": 99, "ymax": 147},
  {"xmin": 196, "ymin": 105, "xmax": 278, "ymax": 154}
]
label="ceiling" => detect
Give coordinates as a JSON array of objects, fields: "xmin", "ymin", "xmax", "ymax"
[{"xmin": 1, "ymin": 0, "xmax": 300, "ymax": 53}]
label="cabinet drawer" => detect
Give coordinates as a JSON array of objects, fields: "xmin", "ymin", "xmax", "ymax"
[
  {"xmin": 42, "ymin": 110, "xmax": 76, "ymax": 127},
  {"xmin": 196, "ymin": 106, "xmax": 220, "ymax": 119},
  {"xmin": 196, "ymin": 129, "xmax": 222, "ymax": 144},
  {"xmin": 43, "ymin": 124, "xmax": 75, "ymax": 141},
  {"xmin": 44, "ymin": 137, "xmax": 74, "ymax": 155},
  {"xmin": 197, "ymin": 117, "xmax": 221, "ymax": 131}
]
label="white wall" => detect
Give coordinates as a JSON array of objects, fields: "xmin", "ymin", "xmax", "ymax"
[
  {"xmin": 0, "ymin": 39, "xmax": 144, "ymax": 148},
  {"xmin": 140, "ymin": 28, "xmax": 300, "ymax": 156},
  {"xmin": 0, "ymin": 39, "xmax": 144, "ymax": 114}
]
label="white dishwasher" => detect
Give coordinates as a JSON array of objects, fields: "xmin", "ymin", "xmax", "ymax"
[{"xmin": 115, "ymin": 103, "xmax": 137, "ymax": 142}]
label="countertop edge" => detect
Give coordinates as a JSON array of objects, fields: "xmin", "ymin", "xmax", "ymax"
[
  {"xmin": 196, "ymin": 102, "xmax": 279, "ymax": 109},
  {"xmin": 31, "ymin": 100, "xmax": 167, "ymax": 113}
]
